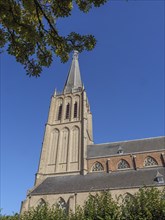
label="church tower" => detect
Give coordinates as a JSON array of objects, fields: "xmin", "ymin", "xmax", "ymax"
[
  {"xmin": 35, "ymin": 51, "xmax": 93, "ymax": 186},
  {"xmin": 21, "ymin": 51, "xmax": 165, "ymax": 214}
]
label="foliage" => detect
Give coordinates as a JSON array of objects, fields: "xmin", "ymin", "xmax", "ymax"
[
  {"xmin": 0, "ymin": 213, "xmax": 19, "ymax": 220},
  {"xmin": 20, "ymin": 204, "xmax": 68, "ymax": 220},
  {"xmin": 121, "ymin": 187, "xmax": 165, "ymax": 220},
  {"xmin": 0, "ymin": 0, "xmax": 108, "ymax": 77},
  {"xmin": 69, "ymin": 192, "xmax": 120, "ymax": 220},
  {"xmin": 1, "ymin": 187, "xmax": 165, "ymax": 220},
  {"xmin": 83, "ymin": 192, "xmax": 120, "ymax": 220}
]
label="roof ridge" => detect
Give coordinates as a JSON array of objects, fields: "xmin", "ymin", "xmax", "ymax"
[{"xmin": 90, "ymin": 136, "xmax": 165, "ymax": 146}]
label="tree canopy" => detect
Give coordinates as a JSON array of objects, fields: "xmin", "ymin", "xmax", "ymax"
[
  {"xmin": 121, "ymin": 187, "xmax": 165, "ymax": 220},
  {"xmin": 0, "ymin": 0, "xmax": 108, "ymax": 77}
]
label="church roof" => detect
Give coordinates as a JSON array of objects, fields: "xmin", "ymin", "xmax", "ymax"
[
  {"xmin": 63, "ymin": 51, "xmax": 83, "ymax": 94},
  {"xmin": 87, "ymin": 136, "xmax": 165, "ymax": 158},
  {"xmin": 30, "ymin": 167, "xmax": 165, "ymax": 195}
]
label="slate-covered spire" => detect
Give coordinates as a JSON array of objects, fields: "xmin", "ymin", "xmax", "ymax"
[{"xmin": 63, "ymin": 50, "xmax": 83, "ymax": 93}]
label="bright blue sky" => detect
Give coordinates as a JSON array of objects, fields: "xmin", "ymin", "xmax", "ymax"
[{"xmin": 1, "ymin": 0, "xmax": 164, "ymax": 215}]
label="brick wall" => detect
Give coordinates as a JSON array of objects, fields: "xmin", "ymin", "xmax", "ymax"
[{"xmin": 87, "ymin": 150, "xmax": 165, "ymax": 173}]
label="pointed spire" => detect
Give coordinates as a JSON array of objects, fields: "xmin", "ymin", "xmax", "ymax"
[{"xmin": 63, "ymin": 50, "xmax": 83, "ymax": 94}]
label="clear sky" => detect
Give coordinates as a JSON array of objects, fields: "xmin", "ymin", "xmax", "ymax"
[{"xmin": 1, "ymin": 0, "xmax": 164, "ymax": 215}]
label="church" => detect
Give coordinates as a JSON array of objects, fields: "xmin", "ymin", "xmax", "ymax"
[{"xmin": 21, "ymin": 51, "xmax": 165, "ymax": 213}]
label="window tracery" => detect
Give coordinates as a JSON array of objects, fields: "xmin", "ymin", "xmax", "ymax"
[
  {"xmin": 36, "ymin": 198, "xmax": 46, "ymax": 207},
  {"xmin": 118, "ymin": 159, "xmax": 130, "ymax": 169},
  {"xmin": 92, "ymin": 162, "xmax": 104, "ymax": 172},
  {"xmin": 56, "ymin": 197, "xmax": 67, "ymax": 210},
  {"xmin": 144, "ymin": 156, "xmax": 158, "ymax": 167}
]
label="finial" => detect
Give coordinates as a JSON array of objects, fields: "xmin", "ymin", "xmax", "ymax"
[
  {"xmin": 73, "ymin": 50, "xmax": 79, "ymax": 60},
  {"xmin": 54, "ymin": 89, "xmax": 57, "ymax": 96}
]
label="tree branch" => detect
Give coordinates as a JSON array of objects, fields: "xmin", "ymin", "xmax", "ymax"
[{"xmin": 33, "ymin": 0, "xmax": 58, "ymax": 36}]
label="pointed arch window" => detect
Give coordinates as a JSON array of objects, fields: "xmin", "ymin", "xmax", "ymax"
[
  {"xmin": 58, "ymin": 104, "xmax": 62, "ymax": 120},
  {"xmin": 48, "ymin": 129, "xmax": 59, "ymax": 164},
  {"xmin": 65, "ymin": 103, "xmax": 70, "ymax": 119},
  {"xmin": 124, "ymin": 193, "xmax": 135, "ymax": 202},
  {"xmin": 74, "ymin": 102, "xmax": 78, "ymax": 118},
  {"xmin": 118, "ymin": 159, "xmax": 130, "ymax": 169},
  {"xmin": 144, "ymin": 156, "xmax": 158, "ymax": 167},
  {"xmin": 59, "ymin": 128, "xmax": 69, "ymax": 163},
  {"xmin": 56, "ymin": 197, "xmax": 67, "ymax": 210},
  {"xmin": 70, "ymin": 126, "xmax": 79, "ymax": 162},
  {"xmin": 36, "ymin": 198, "xmax": 46, "ymax": 207},
  {"xmin": 92, "ymin": 162, "xmax": 104, "ymax": 172}
]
